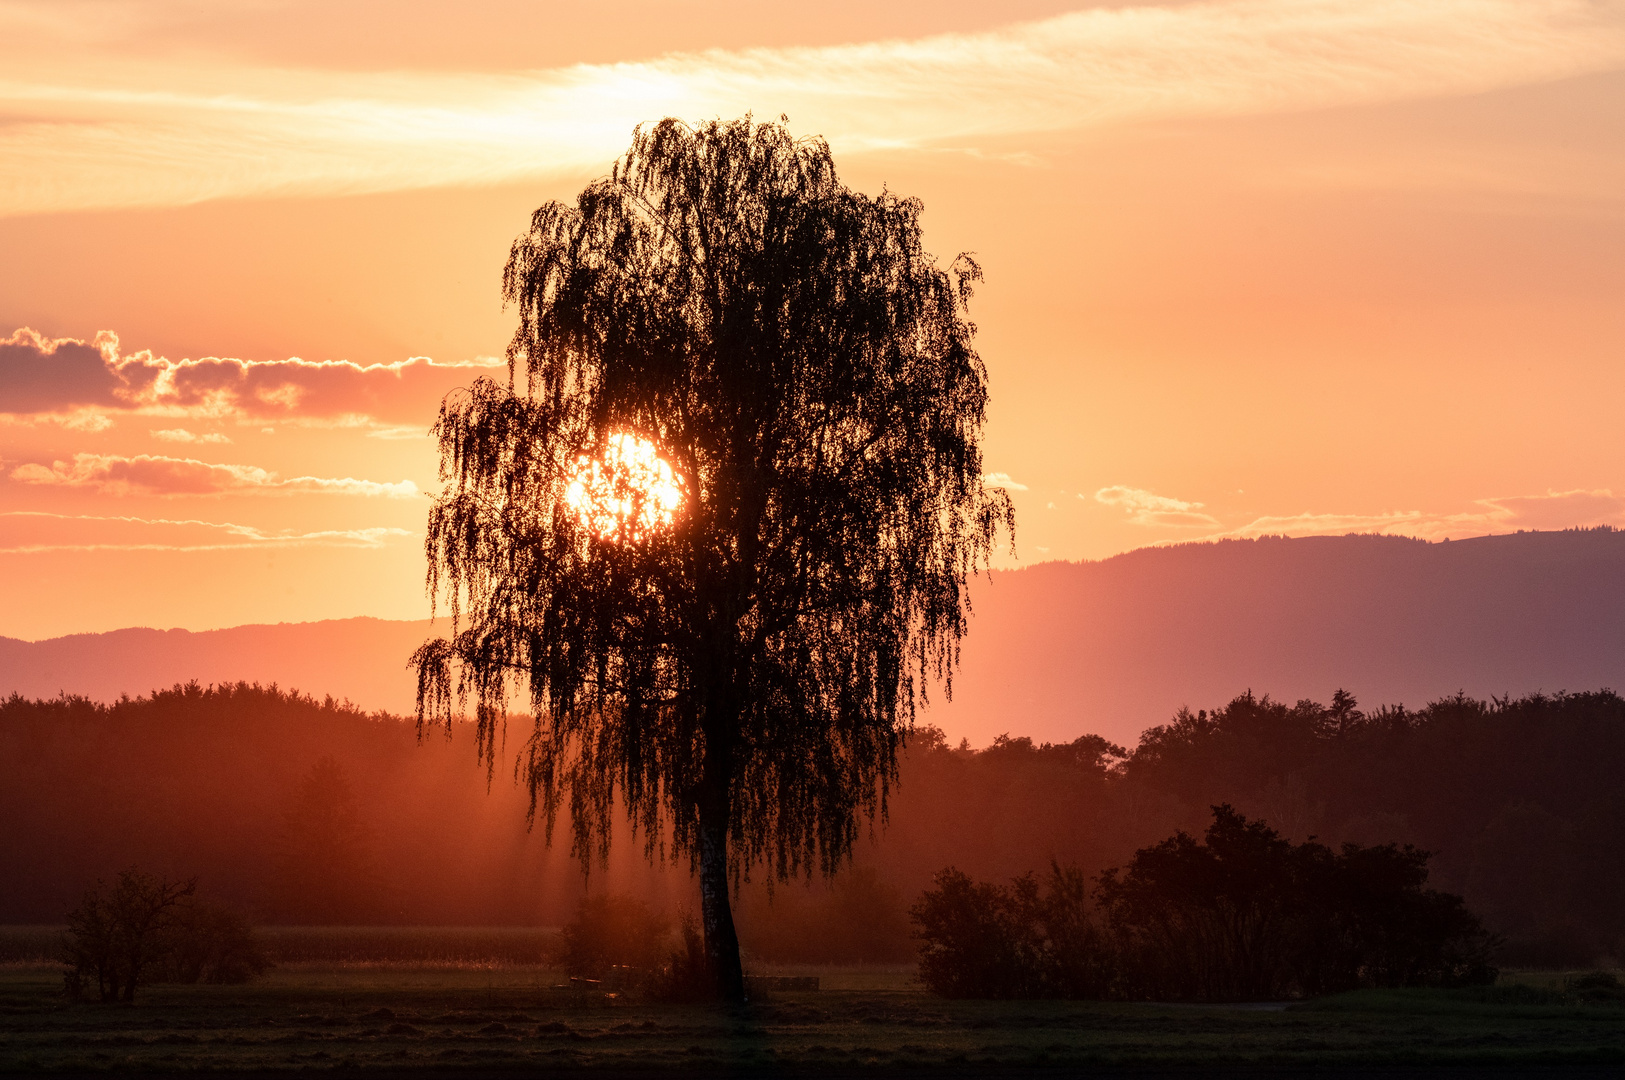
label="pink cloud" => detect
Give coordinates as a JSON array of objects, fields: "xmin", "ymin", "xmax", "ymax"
[
  {"xmin": 9, "ymin": 452, "xmax": 417, "ymax": 498},
  {"xmin": 1478, "ymin": 489, "xmax": 1625, "ymax": 531},
  {"xmin": 1209, "ymin": 489, "xmax": 1625, "ymax": 542},
  {"xmin": 1094, "ymin": 485, "xmax": 1221, "ymax": 528},
  {"xmin": 0, "ymin": 511, "xmax": 411, "ymax": 553},
  {"xmin": 0, "ymin": 327, "xmax": 502, "ymax": 427}
]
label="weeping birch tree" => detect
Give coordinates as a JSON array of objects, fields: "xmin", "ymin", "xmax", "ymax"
[{"xmin": 414, "ymin": 116, "xmax": 1012, "ymax": 1001}]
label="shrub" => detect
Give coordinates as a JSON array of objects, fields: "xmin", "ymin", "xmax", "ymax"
[
  {"xmin": 558, "ymin": 893, "xmax": 669, "ymax": 980},
  {"xmin": 1568, "ymin": 970, "xmax": 1624, "ymax": 1001},
  {"xmin": 1099, "ymin": 806, "xmax": 1497, "ymax": 1000},
  {"xmin": 149, "ymin": 902, "xmax": 270, "ymax": 985},
  {"xmin": 911, "ymin": 864, "xmax": 1113, "ymax": 999},
  {"xmin": 913, "ymin": 807, "xmax": 1497, "ymax": 1001}
]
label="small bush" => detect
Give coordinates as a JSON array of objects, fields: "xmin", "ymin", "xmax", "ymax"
[
  {"xmin": 911, "ymin": 864, "xmax": 1113, "ymax": 999},
  {"xmin": 1567, "ymin": 970, "xmax": 1624, "ymax": 1001},
  {"xmin": 149, "ymin": 902, "xmax": 270, "ymax": 985},
  {"xmin": 558, "ymin": 893, "xmax": 669, "ymax": 981}
]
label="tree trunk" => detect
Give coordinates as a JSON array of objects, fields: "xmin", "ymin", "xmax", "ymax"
[{"xmin": 698, "ymin": 802, "xmax": 746, "ymax": 1002}]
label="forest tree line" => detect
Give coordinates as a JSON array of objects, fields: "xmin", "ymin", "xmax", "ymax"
[{"xmin": 1, "ymin": 682, "xmax": 1620, "ymax": 967}]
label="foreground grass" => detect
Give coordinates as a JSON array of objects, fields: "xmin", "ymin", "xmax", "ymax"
[{"xmin": 1, "ymin": 964, "xmax": 1622, "ymax": 1075}]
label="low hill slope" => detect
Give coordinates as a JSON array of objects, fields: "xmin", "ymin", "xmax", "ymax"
[{"xmin": 934, "ymin": 528, "xmax": 1625, "ymax": 744}]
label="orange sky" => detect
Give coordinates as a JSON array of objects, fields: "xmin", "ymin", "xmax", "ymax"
[{"xmin": 4, "ymin": 0, "xmax": 1625, "ymax": 640}]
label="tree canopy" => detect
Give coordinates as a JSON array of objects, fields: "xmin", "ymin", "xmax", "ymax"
[{"xmin": 413, "ymin": 116, "xmax": 1012, "ymax": 998}]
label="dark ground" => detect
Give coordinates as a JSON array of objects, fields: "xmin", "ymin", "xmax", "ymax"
[{"xmin": 1, "ymin": 965, "xmax": 1622, "ymax": 1076}]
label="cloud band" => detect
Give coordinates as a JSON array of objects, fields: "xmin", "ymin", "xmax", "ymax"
[{"xmin": 2, "ymin": 0, "xmax": 1622, "ymax": 215}]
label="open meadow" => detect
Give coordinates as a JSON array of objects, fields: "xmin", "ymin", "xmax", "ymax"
[{"xmin": 1, "ymin": 928, "xmax": 1622, "ymax": 1076}]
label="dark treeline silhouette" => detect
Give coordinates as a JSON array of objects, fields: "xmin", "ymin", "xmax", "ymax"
[
  {"xmin": 912, "ymin": 807, "xmax": 1495, "ymax": 1001},
  {"xmin": 2, "ymin": 683, "xmax": 1621, "ymax": 967}
]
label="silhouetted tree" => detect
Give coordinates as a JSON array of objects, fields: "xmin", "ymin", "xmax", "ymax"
[
  {"xmin": 1097, "ymin": 806, "xmax": 1496, "ymax": 1000},
  {"xmin": 916, "ymin": 807, "xmax": 1495, "ymax": 1001},
  {"xmin": 63, "ymin": 868, "xmax": 195, "ymax": 1003},
  {"xmin": 414, "ymin": 117, "xmax": 1011, "ymax": 999},
  {"xmin": 1097, "ymin": 806, "xmax": 1305, "ymax": 1000}
]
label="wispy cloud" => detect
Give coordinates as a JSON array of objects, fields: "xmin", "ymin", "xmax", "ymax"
[
  {"xmin": 151, "ymin": 427, "xmax": 231, "ymax": 444},
  {"xmin": 9, "ymin": 452, "xmax": 418, "ymax": 498},
  {"xmin": 1210, "ymin": 488, "xmax": 1625, "ymax": 540},
  {"xmin": 2, "ymin": 0, "xmax": 1622, "ymax": 214},
  {"xmin": 0, "ymin": 510, "xmax": 410, "ymax": 553},
  {"xmin": 982, "ymin": 472, "xmax": 1028, "ymax": 491},
  {"xmin": 0, "ymin": 327, "xmax": 498, "ymax": 426},
  {"xmin": 1095, "ymin": 485, "xmax": 1221, "ymax": 528}
]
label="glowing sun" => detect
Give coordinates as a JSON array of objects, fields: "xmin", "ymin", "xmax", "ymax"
[{"xmin": 564, "ymin": 432, "xmax": 684, "ymax": 541}]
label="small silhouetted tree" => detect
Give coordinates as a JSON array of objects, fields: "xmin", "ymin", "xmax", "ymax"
[
  {"xmin": 63, "ymin": 868, "xmax": 195, "ymax": 1002},
  {"xmin": 414, "ymin": 116, "xmax": 1011, "ymax": 1000}
]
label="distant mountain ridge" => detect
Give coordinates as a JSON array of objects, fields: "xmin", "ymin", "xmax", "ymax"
[
  {"xmin": 0, "ymin": 617, "xmax": 433, "ymax": 717},
  {"xmin": 6, "ymin": 529, "xmax": 1625, "ymax": 746}
]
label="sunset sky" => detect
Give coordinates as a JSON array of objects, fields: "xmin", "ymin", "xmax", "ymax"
[{"xmin": 4, "ymin": 0, "xmax": 1625, "ymax": 640}]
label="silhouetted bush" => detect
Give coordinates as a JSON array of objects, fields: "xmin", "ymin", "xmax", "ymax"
[
  {"xmin": 558, "ymin": 893, "xmax": 669, "ymax": 981},
  {"xmin": 149, "ymin": 901, "xmax": 270, "ymax": 985},
  {"xmin": 914, "ymin": 807, "xmax": 1496, "ymax": 1001},
  {"xmin": 1099, "ymin": 806, "xmax": 1496, "ymax": 1000},
  {"xmin": 911, "ymin": 863, "xmax": 1114, "ymax": 999},
  {"xmin": 1568, "ymin": 970, "xmax": 1624, "ymax": 1002}
]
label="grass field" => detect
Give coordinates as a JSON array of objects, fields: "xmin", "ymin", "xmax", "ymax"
[{"xmin": 2, "ymin": 957, "xmax": 1623, "ymax": 1076}]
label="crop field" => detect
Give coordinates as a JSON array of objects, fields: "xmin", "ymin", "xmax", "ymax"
[{"xmin": 1, "ymin": 928, "xmax": 1622, "ymax": 1076}]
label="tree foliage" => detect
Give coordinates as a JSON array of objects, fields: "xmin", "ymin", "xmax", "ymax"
[
  {"xmin": 61, "ymin": 868, "xmax": 269, "ymax": 1003},
  {"xmin": 63, "ymin": 868, "xmax": 195, "ymax": 1003},
  {"xmin": 911, "ymin": 863, "xmax": 1113, "ymax": 1000},
  {"xmin": 414, "ymin": 116, "xmax": 1011, "ymax": 996},
  {"xmin": 912, "ymin": 807, "xmax": 1496, "ymax": 1001}
]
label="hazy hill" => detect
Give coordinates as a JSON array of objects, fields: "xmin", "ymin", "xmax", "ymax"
[
  {"xmin": 0, "ymin": 616, "xmax": 433, "ymax": 718},
  {"xmin": 6, "ymin": 529, "xmax": 1625, "ymax": 746},
  {"xmin": 932, "ymin": 528, "xmax": 1625, "ymax": 745}
]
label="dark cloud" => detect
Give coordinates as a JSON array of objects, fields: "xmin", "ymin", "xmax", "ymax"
[
  {"xmin": 0, "ymin": 329, "xmax": 134, "ymax": 413},
  {"xmin": 1, "ymin": 328, "xmax": 500, "ymax": 425}
]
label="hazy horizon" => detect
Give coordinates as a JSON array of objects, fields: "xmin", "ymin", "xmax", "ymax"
[{"xmin": 10, "ymin": 529, "xmax": 1625, "ymax": 749}]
